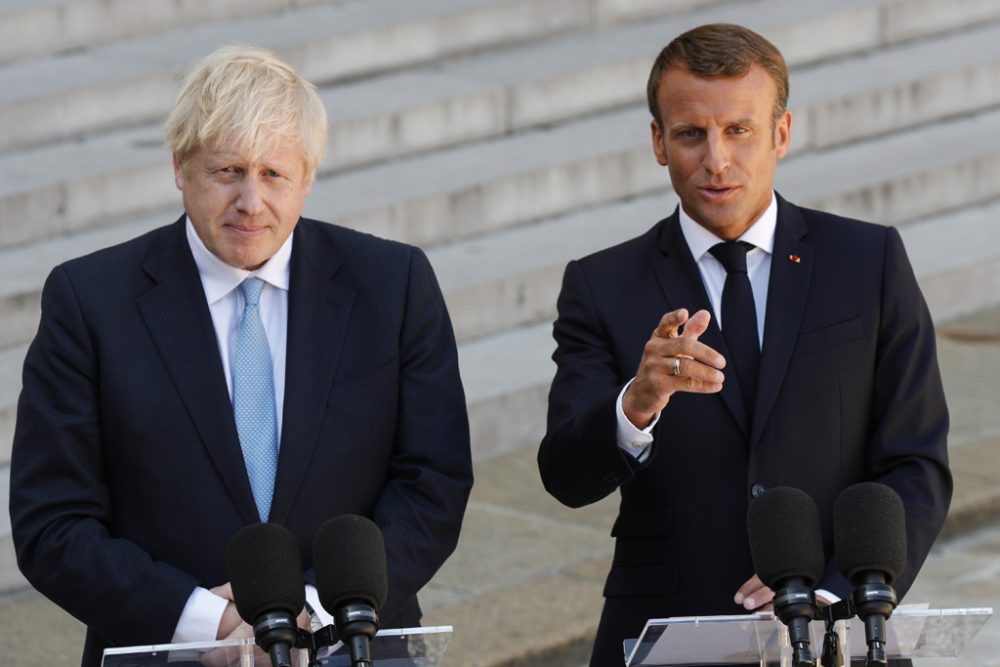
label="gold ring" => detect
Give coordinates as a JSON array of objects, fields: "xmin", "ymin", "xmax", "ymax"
[{"xmin": 672, "ymin": 357, "xmax": 682, "ymax": 376}]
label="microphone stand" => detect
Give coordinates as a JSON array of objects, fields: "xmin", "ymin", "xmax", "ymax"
[
  {"xmin": 816, "ymin": 599, "xmax": 852, "ymax": 667},
  {"xmin": 815, "ymin": 586, "xmax": 899, "ymax": 667},
  {"xmin": 296, "ymin": 625, "xmax": 340, "ymax": 667}
]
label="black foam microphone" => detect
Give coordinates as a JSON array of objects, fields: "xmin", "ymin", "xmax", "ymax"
[
  {"xmin": 748, "ymin": 486, "xmax": 825, "ymax": 667},
  {"xmin": 835, "ymin": 482, "xmax": 907, "ymax": 667},
  {"xmin": 313, "ymin": 515, "xmax": 389, "ymax": 667},
  {"xmin": 226, "ymin": 523, "xmax": 305, "ymax": 667}
]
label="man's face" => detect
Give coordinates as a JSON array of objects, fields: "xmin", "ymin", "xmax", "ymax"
[
  {"xmin": 650, "ymin": 64, "xmax": 791, "ymax": 241},
  {"xmin": 173, "ymin": 137, "xmax": 313, "ymax": 270}
]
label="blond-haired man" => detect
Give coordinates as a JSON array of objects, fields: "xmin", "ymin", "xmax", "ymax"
[{"xmin": 11, "ymin": 45, "xmax": 472, "ymax": 666}]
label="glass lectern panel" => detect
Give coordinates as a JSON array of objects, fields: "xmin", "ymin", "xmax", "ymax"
[
  {"xmin": 101, "ymin": 626, "xmax": 452, "ymax": 667},
  {"xmin": 626, "ymin": 608, "xmax": 992, "ymax": 666}
]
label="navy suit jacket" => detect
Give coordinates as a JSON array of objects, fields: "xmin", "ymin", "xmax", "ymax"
[
  {"xmin": 538, "ymin": 195, "xmax": 951, "ymax": 665},
  {"xmin": 10, "ymin": 216, "xmax": 473, "ymax": 666}
]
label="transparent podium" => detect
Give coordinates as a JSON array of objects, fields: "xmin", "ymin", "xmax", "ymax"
[
  {"xmin": 624, "ymin": 607, "xmax": 992, "ymax": 666},
  {"xmin": 101, "ymin": 625, "xmax": 452, "ymax": 667}
]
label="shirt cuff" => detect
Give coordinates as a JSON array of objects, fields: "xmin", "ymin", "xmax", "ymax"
[
  {"xmin": 305, "ymin": 584, "xmax": 334, "ymax": 629},
  {"xmin": 815, "ymin": 588, "xmax": 840, "ymax": 604},
  {"xmin": 172, "ymin": 586, "xmax": 229, "ymax": 643},
  {"xmin": 616, "ymin": 378, "xmax": 660, "ymax": 462}
]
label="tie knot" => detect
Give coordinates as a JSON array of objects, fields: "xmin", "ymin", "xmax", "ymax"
[
  {"xmin": 240, "ymin": 277, "xmax": 265, "ymax": 307},
  {"xmin": 709, "ymin": 241, "xmax": 755, "ymax": 274}
]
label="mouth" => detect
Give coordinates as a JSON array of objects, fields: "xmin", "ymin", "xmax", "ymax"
[
  {"xmin": 225, "ymin": 223, "xmax": 269, "ymax": 237},
  {"xmin": 697, "ymin": 186, "xmax": 739, "ymax": 201}
]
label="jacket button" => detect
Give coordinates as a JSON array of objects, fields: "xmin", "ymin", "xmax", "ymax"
[
  {"xmin": 603, "ymin": 471, "xmax": 623, "ymax": 485},
  {"xmin": 751, "ymin": 484, "xmax": 766, "ymax": 498}
]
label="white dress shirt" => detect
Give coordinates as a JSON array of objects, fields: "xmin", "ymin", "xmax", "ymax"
[
  {"xmin": 172, "ymin": 219, "xmax": 334, "ymax": 642},
  {"xmin": 616, "ymin": 193, "xmax": 778, "ymax": 458}
]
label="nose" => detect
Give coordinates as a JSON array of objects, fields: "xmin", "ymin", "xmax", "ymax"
[
  {"xmin": 703, "ymin": 134, "xmax": 731, "ymax": 175},
  {"xmin": 235, "ymin": 177, "xmax": 265, "ymax": 215}
]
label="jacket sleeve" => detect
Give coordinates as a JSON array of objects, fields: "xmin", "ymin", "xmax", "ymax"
[
  {"xmin": 866, "ymin": 226, "xmax": 951, "ymax": 598},
  {"xmin": 369, "ymin": 248, "xmax": 473, "ymax": 622},
  {"xmin": 816, "ymin": 226, "xmax": 952, "ymax": 600},
  {"xmin": 10, "ymin": 265, "xmax": 198, "ymax": 646},
  {"xmin": 538, "ymin": 259, "xmax": 649, "ymax": 509}
]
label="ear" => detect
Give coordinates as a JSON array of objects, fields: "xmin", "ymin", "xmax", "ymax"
[
  {"xmin": 774, "ymin": 110, "xmax": 792, "ymax": 160},
  {"xmin": 651, "ymin": 119, "xmax": 668, "ymax": 166},
  {"xmin": 172, "ymin": 153, "xmax": 185, "ymax": 191}
]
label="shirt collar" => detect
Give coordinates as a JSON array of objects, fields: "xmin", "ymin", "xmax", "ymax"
[
  {"xmin": 678, "ymin": 191, "xmax": 777, "ymax": 261},
  {"xmin": 185, "ymin": 217, "xmax": 293, "ymax": 305}
]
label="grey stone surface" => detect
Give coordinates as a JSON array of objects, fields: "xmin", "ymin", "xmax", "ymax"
[
  {"xmin": 0, "ymin": 0, "xmax": 297, "ymax": 65},
  {"xmin": 908, "ymin": 525, "xmax": 1000, "ymax": 667},
  {"xmin": 0, "ymin": 0, "xmax": 591, "ymax": 152},
  {"xmin": 884, "ymin": 0, "xmax": 1000, "ymax": 44}
]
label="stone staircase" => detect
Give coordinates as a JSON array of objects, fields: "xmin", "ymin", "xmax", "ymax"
[{"xmin": 2, "ymin": 0, "xmax": 1000, "ymax": 665}]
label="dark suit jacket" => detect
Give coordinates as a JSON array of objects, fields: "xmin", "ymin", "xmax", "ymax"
[
  {"xmin": 10, "ymin": 216, "xmax": 473, "ymax": 666},
  {"xmin": 538, "ymin": 195, "xmax": 951, "ymax": 665}
]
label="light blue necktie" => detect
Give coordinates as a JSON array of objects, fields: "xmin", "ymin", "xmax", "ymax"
[{"xmin": 233, "ymin": 277, "xmax": 278, "ymax": 522}]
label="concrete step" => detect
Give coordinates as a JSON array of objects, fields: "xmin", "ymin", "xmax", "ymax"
[
  {"xmin": 327, "ymin": 12, "xmax": 1000, "ymax": 171},
  {"xmin": 0, "ymin": 0, "xmax": 595, "ymax": 153},
  {"xmin": 5, "ymin": 63, "xmax": 1000, "ymax": 256},
  {"xmin": 0, "ymin": 0, "xmax": 338, "ymax": 66},
  {"xmin": 5, "ymin": 0, "xmax": 1000, "ymax": 154},
  {"xmin": 2, "ymin": 99, "xmax": 999, "ymax": 363},
  {"xmin": 0, "ymin": 0, "xmax": 733, "ymax": 154},
  {"xmin": 6, "ymin": 6, "xmax": 1000, "ymax": 251}
]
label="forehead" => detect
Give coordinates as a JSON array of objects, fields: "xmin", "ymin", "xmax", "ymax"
[
  {"xmin": 196, "ymin": 134, "xmax": 306, "ymax": 170},
  {"xmin": 657, "ymin": 64, "xmax": 777, "ymax": 123}
]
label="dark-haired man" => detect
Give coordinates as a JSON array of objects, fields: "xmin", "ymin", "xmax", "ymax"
[{"xmin": 538, "ymin": 23, "xmax": 951, "ymax": 665}]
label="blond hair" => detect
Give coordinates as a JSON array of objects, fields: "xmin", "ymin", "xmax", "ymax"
[{"xmin": 165, "ymin": 45, "xmax": 327, "ymax": 180}]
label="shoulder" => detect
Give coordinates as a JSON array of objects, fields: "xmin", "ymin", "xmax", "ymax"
[
  {"xmin": 573, "ymin": 217, "xmax": 667, "ymax": 275},
  {"xmin": 297, "ymin": 217, "xmax": 422, "ymax": 264},
  {"xmin": 65, "ymin": 222, "xmax": 175, "ymax": 270},
  {"xmin": 784, "ymin": 198, "xmax": 894, "ymax": 245},
  {"xmin": 53, "ymin": 221, "xmax": 180, "ymax": 294},
  {"xmin": 294, "ymin": 218, "xmax": 434, "ymax": 294}
]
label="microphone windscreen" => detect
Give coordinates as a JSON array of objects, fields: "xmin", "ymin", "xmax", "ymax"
[
  {"xmin": 747, "ymin": 486, "xmax": 825, "ymax": 589},
  {"xmin": 834, "ymin": 482, "xmax": 907, "ymax": 584},
  {"xmin": 226, "ymin": 522, "xmax": 306, "ymax": 623},
  {"xmin": 313, "ymin": 515, "xmax": 388, "ymax": 613}
]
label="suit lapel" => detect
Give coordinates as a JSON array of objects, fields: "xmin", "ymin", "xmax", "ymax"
[
  {"xmin": 268, "ymin": 220, "xmax": 355, "ymax": 524},
  {"xmin": 136, "ymin": 218, "xmax": 260, "ymax": 525},
  {"xmin": 751, "ymin": 196, "xmax": 814, "ymax": 447},
  {"xmin": 654, "ymin": 213, "xmax": 751, "ymax": 437}
]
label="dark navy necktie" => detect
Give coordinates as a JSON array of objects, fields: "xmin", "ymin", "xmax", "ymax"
[{"xmin": 709, "ymin": 241, "xmax": 760, "ymax": 420}]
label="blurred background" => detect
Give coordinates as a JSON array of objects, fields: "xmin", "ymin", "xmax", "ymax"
[{"xmin": 0, "ymin": 0, "xmax": 998, "ymax": 664}]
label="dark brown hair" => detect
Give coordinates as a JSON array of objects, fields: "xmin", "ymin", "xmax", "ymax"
[{"xmin": 647, "ymin": 23, "xmax": 789, "ymax": 128}]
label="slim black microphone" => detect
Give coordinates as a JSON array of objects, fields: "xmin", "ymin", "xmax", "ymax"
[
  {"xmin": 748, "ymin": 486, "xmax": 825, "ymax": 667},
  {"xmin": 226, "ymin": 523, "xmax": 305, "ymax": 667},
  {"xmin": 313, "ymin": 515, "xmax": 389, "ymax": 667},
  {"xmin": 835, "ymin": 482, "xmax": 907, "ymax": 667}
]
